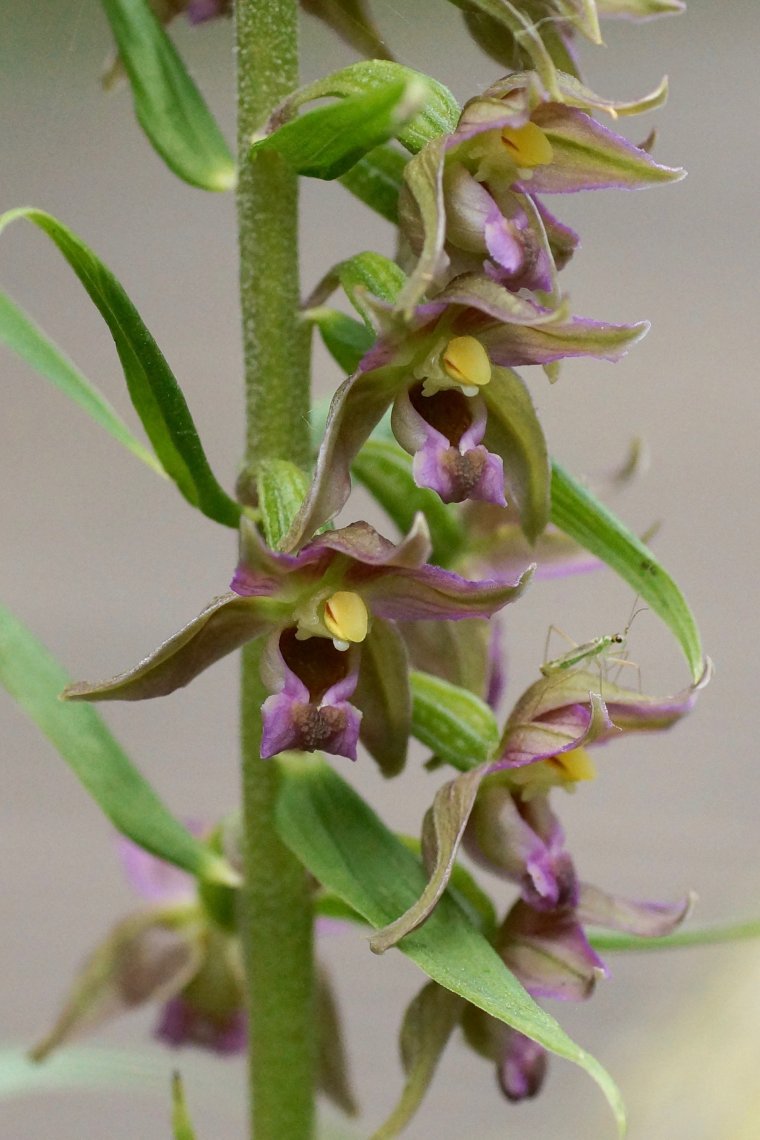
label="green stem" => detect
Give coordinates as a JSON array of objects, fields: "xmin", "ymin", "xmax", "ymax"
[{"xmin": 235, "ymin": 3, "xmax": 315, "ymax": 1139}]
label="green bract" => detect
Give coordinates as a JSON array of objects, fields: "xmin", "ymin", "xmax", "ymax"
[{"xmin": 99, "ymin": 0, "xmax": 236, "ymax": 190}]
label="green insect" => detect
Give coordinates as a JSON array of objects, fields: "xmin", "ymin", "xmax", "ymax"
[
  {"xmin": 540, "ymin": 630, "xmax": 627, "ymax": 677},
  {"xmin": 540, "ymin": 607, "xmax": 644, "ymax": 679}
]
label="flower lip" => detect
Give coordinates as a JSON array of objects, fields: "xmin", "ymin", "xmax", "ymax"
[
  {"xmin": 409, "ymin": 382, "xmax": 474, "ymax": 447},
  {"xmin": 278, "ymin": 626, "xmax": 351, "ymax": 703}
]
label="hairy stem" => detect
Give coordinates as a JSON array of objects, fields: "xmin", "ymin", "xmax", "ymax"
[{"xmin": 236, "ymin": 2, "xmax": 315, "ymax": 1138}]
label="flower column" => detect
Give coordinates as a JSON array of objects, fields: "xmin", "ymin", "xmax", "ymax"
[{"xmin": 235, "ymin": 2, "xmax": 315, "ymax": 1138}]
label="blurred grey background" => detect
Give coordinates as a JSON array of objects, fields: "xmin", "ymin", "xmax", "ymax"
[{"xmin": 1, "ymin": 1, "xmax": 759, "ymax": 1136}]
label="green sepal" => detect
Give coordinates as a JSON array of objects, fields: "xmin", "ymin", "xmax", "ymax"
[
  {"xmin": 0, "ymin": 209, "xmax": 241, "ymax": 528},
  {"xmin": 250, "ymin": 78, "xmax": 431, "ymax": 181},
  {"xmin": 304, "ymin": 307, "xmax": 375, "ymax": 374},
  {"xmin": 275, "ymin": 754, "xmax": 627, "ymax": 1134},
  {"xmin": 338, "ymin": 145, "xmax": 406, "ymax": 223},
  {"xmin": 410, "ymin": 670, "xmax": 499, "ymax": 772},
  {"xmin": 172, "ymin": 1073, "xmax": 199, "ymax": 1140},
  {"xmin": 352, "ymin": 439, "xmax": 466, "ymax": 566},
  {"xmin": 596, "ymin": 0, "xmax": 684, "ymax": 15},
  {"xmin": 371, "ymin": 983, "xmax": 464, "ymax": 1140},
  {"xmin": 0, "ymin": 603, "xmax": 236, "ymax": 886},
  {"xmin": 274, "ymin": 62, "xmax": 459, "ymax": 154},
  {"xmin": 99, "ymin": 0, "xmax": 235, "ymax": 191},
  {"xmin": 482, "ymin": 366, "xmax": 551, "ymax": 542},
  {"xmin": 256, "ymin": 459, "xmax": 309, "ymax": 550},
  {"xmin": 445, "ymin": 0, "xmax": 562, "ymax": 100},
  {"xmin": 550, "ymin": 461, "xmax": 705, "ymax": 682},
  {"xmin": 0, "ymin": 292, "xmax": 165, "ymax": 478},
  {"xmin": 590, "ymin": 916, "xmax": 760, "ymax": 954}
]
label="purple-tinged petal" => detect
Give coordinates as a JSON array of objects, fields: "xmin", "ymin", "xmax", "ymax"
[
  {"xmin": 533, "ymin": 196, "xmax": 580, "ymax": 270},
  {"xmin": 313, "ymin": 515, "xmax": 431, "ymax": 569},
  {"xmin": 498, "ymin": 900, "xmax": 608, "ymax": 1002},
  {"xmin": 459, "ymin": 501, "xmax": 599, "ymax": 582},
  {"xmin": 495, "ymin": 666, "xmax": 699, "ymax": 771},
  {"xmin": 63, "ymin": 594, "xmax": 281, "ymax": 703},
  {"xmin": 577, "ymin": 882, "xmax": 694, "ymax": 937},
  {"xmin": 31, "ymin": 908, "xmax": 203, "ymax": 1061},
  {"xmin": 496, "ymin": 689, "xmax": 614, "ymax": 771},
  {"xmin": 184, "ymin": 0, "xmax": 231, "ymax": 22},
  {"xmin": 480, "ymin": 311, "xmax": 650, "ymax": 367},
  {"xmin": 117, "ymin": 836, "xmax": 196, "ymax": 904},
  {"xmin": 528, "ymin": 103, "xmax": 684, "ymax": 192},
  {"xmin": 155, "ymin": 996, "xmax": 247, "ymax": 1054},
  {"xmin": 465, "ymin": 784, "xmax": 578, "ymax": 910},
  {"xmin": 366, "ymin": 560, "xmax": 533, "ymax": 624},
  {"xmin": 498, "ymin": 1030, "xmax": 549, "ymax": 1103},
  {"xmin": 486, "ymin": 619, "xmax": 507, "ymax": 710},
  {"xmin": 259, "ymin": 628, "xmax": 362, "ymax": 761}
]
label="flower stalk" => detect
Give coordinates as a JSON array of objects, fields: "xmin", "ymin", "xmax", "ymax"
[{"xmin": 235, "ymin": 2, "xmax": 315, "ymax": 1137}]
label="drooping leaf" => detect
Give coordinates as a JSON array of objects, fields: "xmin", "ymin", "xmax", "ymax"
[
  {"xmin": 316, "ymin": 967, "xmax": 360, "ymax": 1118},
  {"xmin": 352, "ymin": 440, "xmax": 466, "ymax": 566},
  {"xmin": 274, "ymin": 62, "xmax": 459, "ymax": 154},
  {"xmin": 371, "ymin": 983, "xmax": 464, "ymax": 1139},
  {"xmin": 99, "ymin": 0, "xmax": 236, "ymax": 191},
  {"xmin": 550, "ymin": 462, "xmax": 704, "ymax": 682},
  {"xmin": 0, "ymin": 292, "xmax": 165, "ymax": 477},
  {"xmin": 0, "ymin": 209, "xmax": 241, "ymax": 528},
  {"xmin": 275, "ymin": 755, "xmax": 626, "ymax": 1133},
  {"xmin": 338, "ymin": 145, "xmax": 406, "ymax": 223},
  {"xmin": 410, "ymin": 671, "xmax": 499, "ymax": 771},
  {"xmin": 0, "ymin": 603, "xmax": 234, "ymax": 885},
  {"xmin": 250, "ymin": 78, "xmax": 431, "ymax": 181}
]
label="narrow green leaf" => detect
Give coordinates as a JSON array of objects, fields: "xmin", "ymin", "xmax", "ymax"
[
  {"xmin": 410, "ymin": 671, "xmax": 498, "ymax": 771},
  {"xmin": 0, "ymin": 292, "xmax": 165, "ymax": 477},
  {"xmin": 0, "ymin": 603, "xmax": 233, "ymax": 885},
  {"xmin": 283, "ymin": 62, "xmax": 460, "ymax": 153},
  {"xmin": 352, "ymin": 440, "xmax": 466, "ymax": 565},
  {"xmin": 338, "ymin": 145, "xmax": 406, "ymax": 223},
  {"xmin": 276, "ymin": 755, "xmax": 626, "ymax": 1134},
  {"xmin": 550, "ymin": 461, "xmax": 704, "ymax": 682},
  {"xmin": 305, "ymin": 307, "xmax": 375, "ymax": 375},
  {"xmin": 99, "ymin": 0, "xmax": 236, "ymax": 191},
  {"xmin": 0, "ymin": 209, "xmax": 241, "ymax": 528},
  {"xmin": 251, "ymin": 79, "xmax": 429, "ymax": 181},
  {"xmin": 256, "ymin": 459, "xmax": 309, "ymax": 550},
  {"xmin": 590, "ymin": 917, "xmax": 760, "ymax": 953},
  {"xmin": 172, "ymin": 1072, "xmax": 198, "ymax": 1140}
]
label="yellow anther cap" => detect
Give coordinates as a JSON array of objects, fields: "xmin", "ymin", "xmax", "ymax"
[
  {"xmin": 552, "ymin": 747, "xmax": 597, "ymax": 784},
  {"xmin": 442, "ymin": 336, "xmax": 492, "ymax": 389},
  {"xmin": 501, "ymin": 122, "xmax": 553, "ymax": 169},
  {"xmin": 323, "ymin": 591, "xmax": 369, "ymax": 644}
]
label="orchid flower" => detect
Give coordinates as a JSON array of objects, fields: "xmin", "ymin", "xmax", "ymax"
[{"xmin": 64, "ymin": 515, "xmax": 531, "ymax": 773}]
